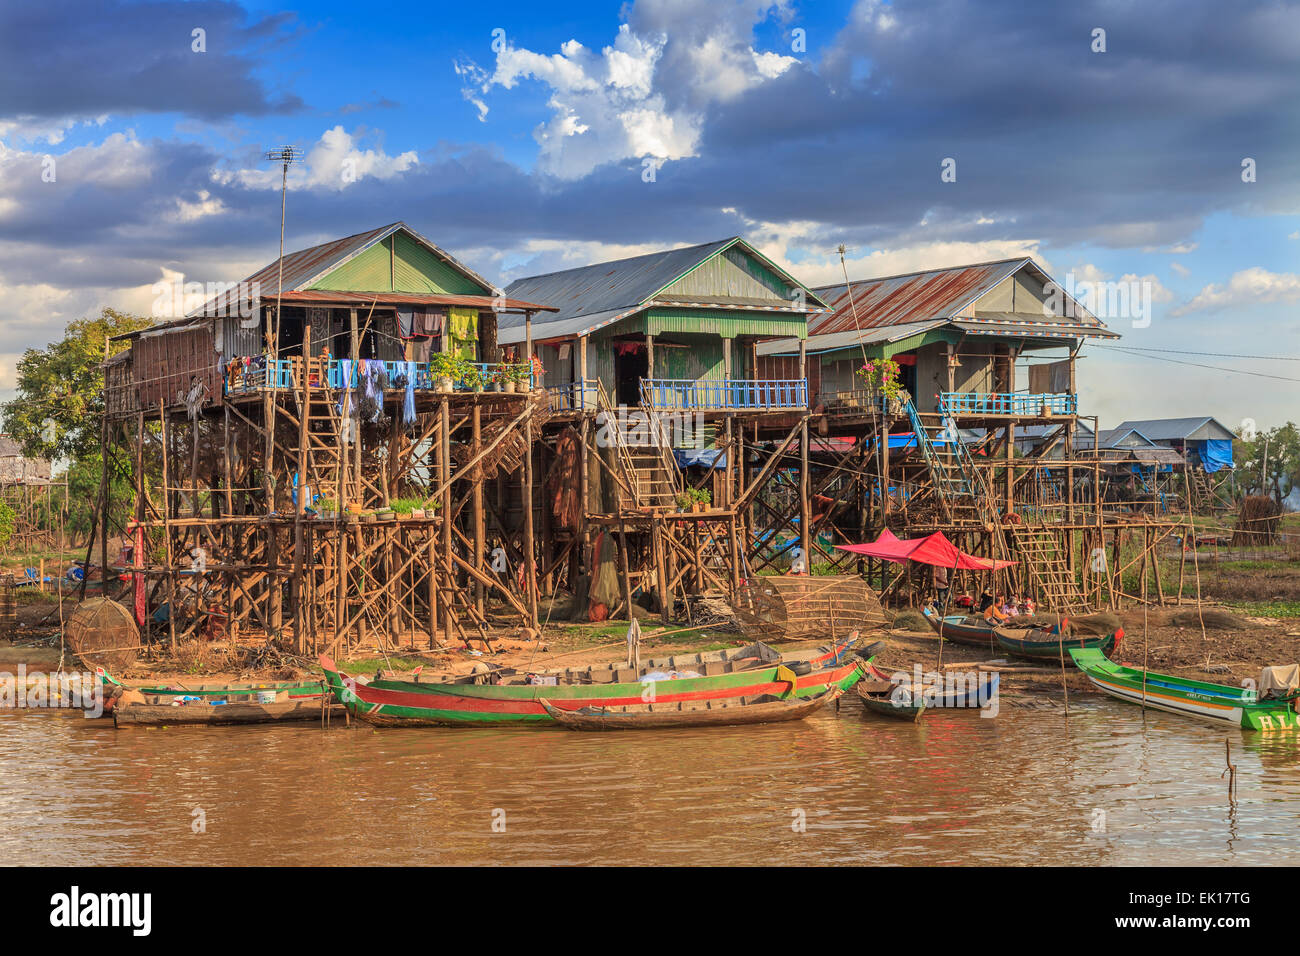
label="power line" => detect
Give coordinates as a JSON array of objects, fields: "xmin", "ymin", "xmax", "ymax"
[
  {"xmin": 1085, "ymin": 345, "xmax": 1300, "ymax": 383},
  {"xmin": 1093, "ymin": 344, "xmax": 1300, "ymax": 362}
]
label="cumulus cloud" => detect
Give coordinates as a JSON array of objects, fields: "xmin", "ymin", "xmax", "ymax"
[
  {"xmin": 214, "ymin": 126, "xmax": 418, "ymax": 191},
  {"xmin": 457, "ymin": 3, "xmax": 800, "ymax": 178},
  {"xmin": 1173, "ymin": 267, "xmax": 1300, "ymax": 315}
]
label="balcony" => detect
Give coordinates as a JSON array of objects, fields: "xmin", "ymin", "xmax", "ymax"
[
  {"xmin": 939, "ymin": 391, "xmax": 1077, "ymax": 417},
  {"xmin": 545, "ymin": 380, "xmax": 600, "ymax": 413},
  {"xmin": 226, "ymin": 357, "xmax": 533, "ymax": 395},
  {"xmin": 639, "ymin": 378, "xmax": 807, "ymax": 411}
]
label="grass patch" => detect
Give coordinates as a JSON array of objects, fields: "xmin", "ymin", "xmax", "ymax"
[{"xmin": 1223, "ymin": 600, "xmax": 1300, "ymax": 619}]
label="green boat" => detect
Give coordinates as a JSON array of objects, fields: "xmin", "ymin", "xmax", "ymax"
[
  {"xmin": 96, "ymin": 666, "xmax": 327, "ymax": 713},
  {"xmin": 1069, "ymin": 647, "xmax": 1300, "ymax": 731},
  {"xmin": 321, "ymin": 649, "xmax": 874, "ymax": 727},
  {"xmin": 994, "ymin": 625, "xmax": 1120, "ymax": 661}
]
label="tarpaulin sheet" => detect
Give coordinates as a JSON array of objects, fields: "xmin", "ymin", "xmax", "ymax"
[
  {"xmin": 1195, "ymin": 439, "xmax": 1233, "ymax": 473},
  {"xmin": 836, "ymin": 528, "xmax": 1015, "ymax": 570},
  {"xmin": 674, "ymin": 448, "xmax": 727, "ymax": 468}
]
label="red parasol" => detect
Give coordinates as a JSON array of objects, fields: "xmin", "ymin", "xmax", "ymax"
[{"xmin": 836, "ymin": 529, "xmax": 1014, "ymax": 571}]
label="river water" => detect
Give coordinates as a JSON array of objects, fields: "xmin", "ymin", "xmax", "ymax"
[{"xmin": 2, "ymin": 695, "xmax": 1297, "ymax": 866}]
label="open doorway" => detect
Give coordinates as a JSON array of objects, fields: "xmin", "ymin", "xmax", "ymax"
[{"xmin": 614, "ymin": 344, "xmax": 648, "ymax": 406}]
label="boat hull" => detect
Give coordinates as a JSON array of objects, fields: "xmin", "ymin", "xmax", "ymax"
[
  {"xmin": 322, "ymin": 657, "xmax": 868, "ymax": 727},
  {"xmin": 1070, "ymin": 647, "xmax": 1300, "ymax": 731},
  {"xmin": 858, "ymin": 663, "xmax": 999, "ymax": 719},
  {"xmin": 923, "ymin": 608, "xmax": 999, "ymax": 647},
  {"xmin": 114, "ymin": 699, "xmax": 343, "ymax": 727},
  {"xmin": 994, "ymin": 627, "xmax": 1118, "ymax": 661},
  {"xmin": 538, "ymin": 687, "xmax": 844, "ymax": 730}
]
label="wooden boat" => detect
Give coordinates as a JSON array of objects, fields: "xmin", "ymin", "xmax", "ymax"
[
  {"xmin": 1070, "ymin": 647, "xmax": 1300, "ymax": 730},
  {"xmin": 538, "ymin": 686, "xmax": 844, "ymax": 731},
  {"xmin": 922, "ymin": 606, "xmax": 1061, "ymax": 649},
  {"xmin": 96, "ymin": 667, "xmax": 327, "ymax": 713},
  {"xmin": 114, "ymin": 698, "xmax": 343, "ymax": 727},
  {"xmin": 320, "ymin": 643, "xmax": 878, "ymax": 727},
  {"xmin": 922, "ymin": 607, "xmax": 999, "ymax": 647},
  {"xmin": 994, "ymin": 626, "xmax": 1119, "ymax": 662},
  {"xmin": 857, "ymin": 662, "xmax": 999, "ymax": 720}
]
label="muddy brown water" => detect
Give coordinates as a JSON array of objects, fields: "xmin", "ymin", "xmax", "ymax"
[{"xmin": 2, "ymin": 695, "xmax": 1298, "ymax": 866}]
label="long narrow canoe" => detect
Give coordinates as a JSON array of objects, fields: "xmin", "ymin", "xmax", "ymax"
[
  {"xmin": 994, "ymin": 626, "xmax": 1119, "ymax": 662},
  {"xmin": 857, "ymin": 662, "xmax": 999, "ymax": 720},
  {"xmin": 922, "ymin": 607, "xmax": 999, "ymax": 647},
  {"xmin": 96, "ymin": 667, "xmax": 327, "ymax": 712},
  {"xmin": 321, "ymin": 651, "xmax": 874, "ymax": 727},
  {"xmin": 1070, "ymin": 647, "xmax": 1300, "ymax": 731},
  {"xmin": 114, "ymin": 699, "xmax": 344, "ymax": 727},
  {"xmin": 538, "ymin": 686, "xmax": 845, "ymax": 731}
]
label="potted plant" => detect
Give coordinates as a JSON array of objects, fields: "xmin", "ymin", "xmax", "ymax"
[
  {"xmin": 691, "ymin": 487, "xmax": 711, "ymax": 513},
  {"xmin": 459, "ymin": 360, "xmax": 484, "ymax": 392},
  {"xmin": 528, "ymin": 355, "xmax": 544, "ymax": 389},
  {"xmin": 317, "ymin": 497, "xmax": 337, "ymax": 520},
  {"xmin": 675, "ymin": 492, "xmax": 693, "ymax": 513},
  {"xmin": 389, "ymin": 497, "xmax": 420, "ymax": 519},
  {"xmin": 430, "ymin": 352, "xmax": 458, "ymax": 393},
  {"xmin": 499, "ymin": 363, "xmax": 519, "ymax": 393}
]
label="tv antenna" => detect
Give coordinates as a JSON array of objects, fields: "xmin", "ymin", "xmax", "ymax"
[{"xmin": 263, "ymin": 146, "xmax": 303, "ymax": 356}]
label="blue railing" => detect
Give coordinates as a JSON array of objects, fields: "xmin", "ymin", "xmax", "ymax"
[
  {"xmin": 546, "ymin": 380, "xmax": 600, "ymax": 412},
  {"xmin": 939, "ymin": 391, "xmax": 1076, "ymax": 416},
  {"xmin": 227, "ymin": 357, "xmax": 532, "ymax": 394},
  {"xmin": 640, "ymin": 378, "xmax": 807, "ymax": 410}
]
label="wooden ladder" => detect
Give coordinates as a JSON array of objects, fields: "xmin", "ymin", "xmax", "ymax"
[{"xmin": 1007, "ymin": 525, "xmax": 1089, "ymax": 612}]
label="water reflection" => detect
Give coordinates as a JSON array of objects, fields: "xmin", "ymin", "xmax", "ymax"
[{"xmin": 0, "ymin": 696, "xmax": 1297, "ymax": 866}]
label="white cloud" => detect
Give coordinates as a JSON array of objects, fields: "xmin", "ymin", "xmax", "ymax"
[
  {"xmin": 215, "ymin": 126, "xmax": 418, "ymax": 192},
  {"xmin": 771, "ymin": 237, "xmax": 1050, "ymax": 289},
  {"xmin": 1170, "ymin": 261, "xmax": 1190, "ymax": 277},
  {"xmin": 458, "ymin": 5, "xmax": 798, "ymax": 179},
  {"xmin": 1173, "ymin": 267, "xmax": 1300, "ymax": 315}
]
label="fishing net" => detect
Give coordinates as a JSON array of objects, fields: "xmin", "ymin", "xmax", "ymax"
[
  {"xmin": 64, "ymin": 598, "xmax": 140, "ymax": 671},
  {"xmin": 734, "ymin": 574, "xmax": 887, "ymax": 641}
]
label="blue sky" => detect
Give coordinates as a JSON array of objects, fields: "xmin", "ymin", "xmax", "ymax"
[{"xmin": 0, "ymin": 0, "xmax": 1297, "ymax": 429}]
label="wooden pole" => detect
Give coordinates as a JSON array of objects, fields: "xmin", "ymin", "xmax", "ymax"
[
  {"xmin": 472, "ymin": 403, "xmax": 485, "ymax": 619},
  {"xmin": 522, "ymin": 418, "xmax": 539, "ymax": 630}
]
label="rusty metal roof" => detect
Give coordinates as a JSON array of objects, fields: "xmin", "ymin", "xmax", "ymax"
[
  {"xmin": 189, "ymin": 222, "xmax": 503, "ymax": 317},
  {"xmin": 809, "ymin": 258, "xmax": 1113, "ymax": 340}
]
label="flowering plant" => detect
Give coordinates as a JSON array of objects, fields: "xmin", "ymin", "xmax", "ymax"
[{"xmin": 855, "ymin": 357, "xmax": 902, "ymax": 399}]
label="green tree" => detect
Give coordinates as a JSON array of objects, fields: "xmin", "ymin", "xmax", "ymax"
[
  {"xmin": 1234, "ymin": 422, "xmax": 1300, "ymax": 503},
  {"xmin": 1, "ymin": 307, "xmax": 151, "ymax": 464}
]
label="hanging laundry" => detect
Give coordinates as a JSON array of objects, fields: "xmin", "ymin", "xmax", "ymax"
[{"xmin": 402, "ymin": 360, "xmax": 417, "ymax": 425}]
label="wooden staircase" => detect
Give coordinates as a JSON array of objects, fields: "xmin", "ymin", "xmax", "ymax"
[{"xmin": 1007, "ymin": 525, "xmax": 1089, "ymax": 612}]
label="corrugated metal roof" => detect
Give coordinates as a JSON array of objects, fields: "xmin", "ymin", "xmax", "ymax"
[
  {"xmin": 501, "ymin": 236, "xmax": 827, "ymax": 341},
  {"xmin": 275, "ymin": 290, "xmax": 552, "ymax": 311},
  {"xmin": 190, "ymin": 222, "xmax": 501, "ymax": 317},
  {"xmin": 951, "ymin": 317, "xmax": 1119, "ymax": 340},
  {"xmin": 756, "ymin": 319, "xmax": 944, "ymax": 357},
  {"xmin": 806, "ymin": 257, "xmax": 1113, "ymax": 346},
  {"xmin": 1111, "ymin": 417, "xmax": 1236, "ymax": 441}
]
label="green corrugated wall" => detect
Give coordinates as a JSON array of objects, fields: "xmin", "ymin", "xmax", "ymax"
[{"xmin": 307, "ymin": 232, "xmax": 489, "ymax": 295}]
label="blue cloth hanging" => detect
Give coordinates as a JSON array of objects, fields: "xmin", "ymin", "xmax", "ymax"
[{"xmin": 402, "ymin": 361, "xmax": 417, "ymax": 424}]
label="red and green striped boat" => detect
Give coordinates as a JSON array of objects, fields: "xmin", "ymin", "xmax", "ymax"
[{"xmin": 320, "ymin": 644, "xmax": 877, "ymax": 727}]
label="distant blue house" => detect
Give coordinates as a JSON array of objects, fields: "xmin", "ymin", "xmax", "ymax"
[{"xmin": 1110, "ymin": 417, "xmax": 1236, "ymax": 473}]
